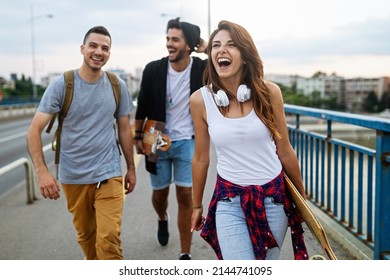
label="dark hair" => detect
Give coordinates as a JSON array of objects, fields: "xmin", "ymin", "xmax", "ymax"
[
  {"xmin": 204, "ymin": 20, "xmax": 280, "ymax": 139},
  {"xmin": 166, "ymin": 17, "xmax": 201, "ymax": 53},
  {"xmin": 166, "ymin": 17, "xmax": 181, "ymax": 32},
  {"xmin": 83, "ymin": 26, "xmax": 111, "ymax": 45}
]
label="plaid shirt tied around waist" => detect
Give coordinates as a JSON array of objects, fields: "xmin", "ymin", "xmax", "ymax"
[{"xmin": 200, "ymin": 171, "xmax": 308, "ymax": 260}]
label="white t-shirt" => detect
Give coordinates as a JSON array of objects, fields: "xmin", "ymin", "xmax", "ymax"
[
  {"xmin": 165, "ymin": 58, "xmax": 194, "ymax": 141},
  {"xmin": 200, "ymin": 86, "xmax": 282, "ymax": 186}
]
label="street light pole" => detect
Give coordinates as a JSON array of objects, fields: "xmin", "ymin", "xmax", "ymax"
[
  {"xmin": 30, "ymin": 4, "xmax": 53, "ymax": 101},
  {"xmin": 208, "ymin": 0, "xmax": 211, "ymax": 36}
]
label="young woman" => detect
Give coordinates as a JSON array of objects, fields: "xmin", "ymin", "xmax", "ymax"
[{"xmin": 190, "ymin": 20, "xmax": 308, "ymax": 260}]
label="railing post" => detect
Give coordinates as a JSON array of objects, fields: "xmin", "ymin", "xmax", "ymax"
[
  {"xmin": 374, "ymin": 130, "xmax": 390, "ymax": 260},
  {"xmin": 0, "ymin": 158, "xmax": 36, "ymax": 204},
  {"xmin": 25, "ymin": 158, "xmax": 37, "ymax": 204},
  {"xmin": 326, "ymin": 120, "xmax": 332, "ymax": 213}
]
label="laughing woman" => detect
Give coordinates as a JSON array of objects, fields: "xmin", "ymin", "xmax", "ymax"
[{"xmin": 190, "ymin": 20, "xmax": 308, "ymax": 260}]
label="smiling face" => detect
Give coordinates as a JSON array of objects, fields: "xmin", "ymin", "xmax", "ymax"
[
  {"xmin": 211, "ymin": 29, "xmax": 245, "ymax": 81},
  {"xmin": 80, "ymin": 32, "xmax": 111, "ymax": 72},
  {"xmin": 166, "ymin": 28, "xmax": 190, "ymax": 63}
]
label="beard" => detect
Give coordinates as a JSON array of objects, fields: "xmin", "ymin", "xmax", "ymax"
[
  {"xmin": 168, "ymin": 47, "xmax": 188, "ymax": 63},
  {"xmin": 84, "ymin": 57, "xmax": 106, "ymax": 72}
]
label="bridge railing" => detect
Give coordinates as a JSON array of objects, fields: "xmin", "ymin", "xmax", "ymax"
[{"xmin": 284, "ymin": 104, "xmax": 390, "ymax": 260}]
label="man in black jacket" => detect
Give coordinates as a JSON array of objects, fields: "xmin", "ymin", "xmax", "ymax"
[{"xmin": 134, "ymin": 17, "xmax": 207, "ymax": 260}]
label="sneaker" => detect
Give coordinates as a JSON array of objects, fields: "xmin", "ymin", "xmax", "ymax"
[
  {"xmin": 179, "ymin": 253, "xmax": 192, "ymax": 260},
  {"xmin": 157, "ymin": 214, "xmax": 169, "ymax": 246}
]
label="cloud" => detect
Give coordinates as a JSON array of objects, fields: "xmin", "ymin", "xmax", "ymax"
[{"xmin": 259, "ymin": 16, "xmax": 390, "ymax": 58}]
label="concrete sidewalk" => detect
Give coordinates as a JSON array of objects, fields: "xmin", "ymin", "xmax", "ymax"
[{"xmin": 0, "ymin": 150, "xmax": 362, "ymax": 260}]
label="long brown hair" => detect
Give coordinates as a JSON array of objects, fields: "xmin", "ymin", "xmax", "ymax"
[{"xmin": 203, "ymin": 20, "xmax": 280, "ymax": 140}]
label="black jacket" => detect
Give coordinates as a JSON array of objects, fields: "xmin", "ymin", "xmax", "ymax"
[{"xmin": 135, "ymin": 56, "xmax": 207, "ymax": 174}]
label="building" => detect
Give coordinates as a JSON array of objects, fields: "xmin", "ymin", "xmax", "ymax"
[
  {"xmin": 344, "ymin": 77, "xmax": 390, "ymax": 112},
  {"xmin": 266, "ymin": 72, "xmax": 390, "ymax": 112}
]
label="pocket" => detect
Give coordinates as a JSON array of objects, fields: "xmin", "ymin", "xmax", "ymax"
[{"xmin": 219, "ymin": 197, "xmax": 233, "ymax": 203}]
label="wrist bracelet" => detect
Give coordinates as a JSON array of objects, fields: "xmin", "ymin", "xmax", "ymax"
[
  {"xmin": 193, "ymin": 204, "xmax": 203, "ymax": 209},
  {"xmin": 135, "ymin": 130, "xmax": 143, "ymax": 133},
  {"xmin": 133, "ymin": 136, "xmax": 143, "ymax": 140}
]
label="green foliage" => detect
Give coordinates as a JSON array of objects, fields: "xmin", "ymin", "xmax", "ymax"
[
  {"xmin": 1, "ymin": 75, "xmax": 45, "ymax": 98},
  {"xmin": 378, "ymin": 90, "xmax": 390, "ymax": 112},
  {"xmin": 363, "ymin": 91, "xmax": 379, "ymax": 113},
  {"xmin": 279, "ymin": 83, "xmax": 343, "ymax": 111}
]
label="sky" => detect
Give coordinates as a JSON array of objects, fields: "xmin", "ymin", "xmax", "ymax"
[{"xmin": 1, "ymin": 0, "xmax": 389, "ymax": 83}]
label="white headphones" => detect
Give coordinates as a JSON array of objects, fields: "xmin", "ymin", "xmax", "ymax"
[{"xmin": 213, "ymin": 84, "xmax": 251, "ymax": 107}]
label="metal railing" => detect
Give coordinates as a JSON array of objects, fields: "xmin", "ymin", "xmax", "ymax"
[
  {"xmin": 0, "ymin": 158, "xmax": 36, "ymax": 204},
  {"xmin": 0, "ymin": 103, "xmax": 37, "ymax": 120},
  {"xmin": 285, "ymin": 104, "xmax": 390, "ymax": 260},
  {"xmin": 0, "ymin": 144, "xmax": 52, "ymax": 204}
]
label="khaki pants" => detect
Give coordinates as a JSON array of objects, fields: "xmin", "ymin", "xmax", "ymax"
[{"xmin": 62, "ymin": 177, "xmax": 124, "ymax": 260}]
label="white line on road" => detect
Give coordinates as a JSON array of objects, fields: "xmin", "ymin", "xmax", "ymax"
[{"xmin": 0, "ymin": 131, "xmax": 27, "ymax": 144}]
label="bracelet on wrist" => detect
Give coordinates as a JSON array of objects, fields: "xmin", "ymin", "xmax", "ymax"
[
  {"xmin": 193, "ymin": 204, "xmax": 203, "ymax": 209},
  {"xmin": 133, "ymin": 135, "xmax": 143, "ymax": 140}
]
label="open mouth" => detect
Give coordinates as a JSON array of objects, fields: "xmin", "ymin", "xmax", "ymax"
[
  {"xmin": 168, "ymin": 48, "xmax": 176, "ymax": 54},
  {"xmin": 91, "ymin": 56, "xmax": 103, "ymax": 63},
  {"xmin": 218, "ymin": 58, "xmax": 231, "ymax": 68}
]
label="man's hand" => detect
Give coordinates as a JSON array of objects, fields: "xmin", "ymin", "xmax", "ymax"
[
  {"xmin": 37, "ymin": 169, "xmax": 61, "ymax": 200},
  {"xmin": 195, "ymin": 38, "xmax": 208, "ymax": 54}
]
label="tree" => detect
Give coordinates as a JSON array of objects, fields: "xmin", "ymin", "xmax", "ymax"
[
  {"xmin": 378, "ymin": 90, "xmax": 390, "ymax": 112},
  {"xmin": 363, "ymin": 91, "xmax": 379, "ymax": 113}
]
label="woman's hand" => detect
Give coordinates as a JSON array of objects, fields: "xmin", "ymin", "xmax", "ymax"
[{"xmin": 191, "ymin": 208, "xmax": 205, "ymax": 232}]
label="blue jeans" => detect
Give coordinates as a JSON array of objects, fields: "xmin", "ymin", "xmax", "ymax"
[
  {"xmin": 215, "ymin": 196, "xmax": 288, "ymax": 260},
  {"xmin": 150, "ymin": 138, "xmax": 194, "ymax": 190}
]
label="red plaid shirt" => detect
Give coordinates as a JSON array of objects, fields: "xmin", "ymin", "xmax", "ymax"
[{"xmin": 200, "ymin": 171, "xmax": 308, "ymax": 260}]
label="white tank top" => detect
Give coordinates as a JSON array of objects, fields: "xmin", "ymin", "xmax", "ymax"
[{"xmin": 200, "ymin": 86, "xmax": 282, "ymax": 186}]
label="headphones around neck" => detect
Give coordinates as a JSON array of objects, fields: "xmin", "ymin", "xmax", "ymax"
[{"xmin": 213, "ymin": 84, "xmax": 251, "ymax": 107}]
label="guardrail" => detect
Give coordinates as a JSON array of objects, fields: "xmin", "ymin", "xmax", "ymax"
[
  {"xmin": 0, "ymin": 144, "xmax": 52, "ymax": 204},
  {"xmin": 0, "ymin": 158, "xmax": 36, "ymax": 204},
  {"xmin": 285, "ymin": 104, "xmax": 390, "ymax": 260},
  {"xmin": 0, "ymin": 103, "xmax": 38, "ymax": 120}
]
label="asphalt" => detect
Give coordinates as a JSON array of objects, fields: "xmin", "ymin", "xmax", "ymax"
[{"xmin": 0, "ymin": 146, "xmax": 366, "ymax": 260}]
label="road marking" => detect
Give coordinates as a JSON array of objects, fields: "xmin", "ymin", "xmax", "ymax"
[{"xmin": 0, "ymin": 131, "xmax": 27, "ymax": 144}]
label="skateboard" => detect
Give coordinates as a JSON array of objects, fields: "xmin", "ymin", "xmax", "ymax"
[
  {"xmin": 142, "ymin": 120, "xmax": 171, "ymax": 162},
  {"xmin": 284, "ymin": 174, "xmax": 338, "ymax": 260}
]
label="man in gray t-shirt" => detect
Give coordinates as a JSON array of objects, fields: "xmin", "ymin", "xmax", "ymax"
[{"xmin": 27, "ymin": 26, "xmax": 136, "ymax": 260}]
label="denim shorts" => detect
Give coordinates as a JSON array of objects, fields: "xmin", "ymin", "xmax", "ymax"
[
  {"xmin": 149, "ymin": 138, "xmax": 194, "ymax": 190},
  {"xmin": 215, "ymin": 195, "xmax": 288, "ymax": 260}
]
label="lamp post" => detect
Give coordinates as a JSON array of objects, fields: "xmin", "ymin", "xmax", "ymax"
[
  {"xmin": 208, "ymin": 0, "xmax": 211, "ymax": 36},
  {"xmin": 30, "ymin": 4, "xmax": 53, "ymax": 101}
]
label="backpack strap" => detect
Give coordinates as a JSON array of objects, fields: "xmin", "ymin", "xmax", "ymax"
[
  {"xmin": 45, "ymin": 70, "xmax": 74, "ymax": 164},
  {"xmin": 54, "ymin": 70, "xmax": 74, "ymax": 164},
  {"xmin": 106, "ymin": 71, "xmax": 121, "ymax": 118}
]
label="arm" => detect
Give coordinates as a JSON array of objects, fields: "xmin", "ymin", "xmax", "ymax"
[
  {"xmin": 190, "ymin": 89, "xmax": 210, "ymax": 232},
  {"xmin": 268, "ymin": 82, "xmax": 307, "ymax": 199},
  {"xmin": 117, "ymin": 115, "xmax": 136, "ymax": 194},
  {"xmin": 133, "ymin": 119, "xmax": 145, "ymax": 154},
  {"xmin": 27, "ymin": 112, "xmax": 61, "ymax": 200}
]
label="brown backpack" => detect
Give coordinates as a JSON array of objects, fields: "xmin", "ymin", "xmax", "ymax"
[{"xmin": 45, "ymin": 70, "xmax": 121, "ymax": 164}]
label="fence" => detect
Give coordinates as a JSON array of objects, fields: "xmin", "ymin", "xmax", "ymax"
[{"xmin": 285, "ymin": 104, "xmax": 390, "ymax": 260}]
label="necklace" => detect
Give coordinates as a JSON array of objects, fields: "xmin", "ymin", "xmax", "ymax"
[{"xmin": 167, "ymin": 60, "xmax": 192, "ymax": 108}]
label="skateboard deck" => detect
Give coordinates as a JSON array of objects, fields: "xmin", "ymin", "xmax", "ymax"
[
  {"xmin": 284, "ymin": 174, "xmax": 337, "ymax": 260},
  {"xmin": 143, "ymin": 120, "xmax": 171, "ymax": 162}
]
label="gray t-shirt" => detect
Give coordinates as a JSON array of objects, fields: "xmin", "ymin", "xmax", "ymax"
[{"xmin": 38, "ymin": 70, "xmax": 133, "ymax": 184}]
